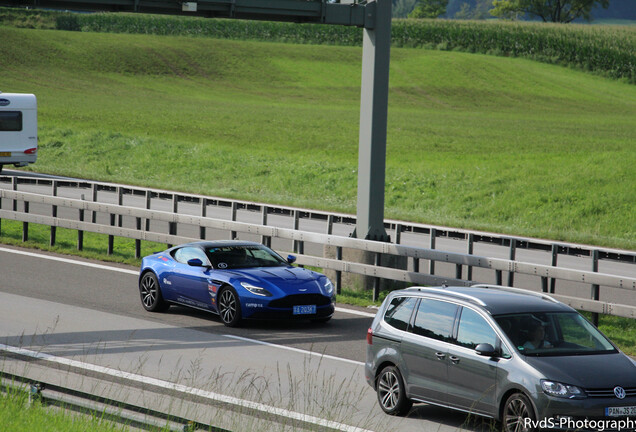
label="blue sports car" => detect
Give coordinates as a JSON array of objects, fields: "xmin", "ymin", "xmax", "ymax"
[{"xmin": 138, "ymin": 241, "xmax": 336, "ymax": 327}]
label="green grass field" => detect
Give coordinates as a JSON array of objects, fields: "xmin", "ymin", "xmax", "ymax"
[{"xmin": 1, "ymin": 25, "xmax": 635, "ymax": 251}]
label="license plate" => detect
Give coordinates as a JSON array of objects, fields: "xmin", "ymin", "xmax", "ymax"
[
  {"xmin": 293, "ymin": 305, "xmax": 316, "ymax": 315},
  {"xmin": 0, "ymin": 152, "xmax": 10, "ymax": 157},
  {"xmin": 605, "ymin": 406, "xmax": 636, "ymax": 417}
]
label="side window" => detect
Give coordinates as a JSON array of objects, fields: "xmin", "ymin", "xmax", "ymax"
[
  {"xmin": 0, "ymin": 111, "xmax": 22, "ymax": 131},
  {"xmin": 412, "ymin": 299, "xmax": 458, "ymax": 342},
  {"xmin": 173, "ymin": 247, "xmax": 208, "ymax": 265},
  {"xmin": 456, "ymin": 307, "xmax": 498, "ymax": 350},
  {"xmin": 383, "ymin": 296, "xmax": 418, "ymax": 331}
]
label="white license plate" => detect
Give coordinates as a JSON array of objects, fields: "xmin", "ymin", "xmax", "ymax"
[
  {"xmin": 605, "ymin": 406, "xmax": 636, "ymax": 417},
  {"xmin": 0, "ymin": 152, "xmax": 10, "ymax": 157},
  {"xmin": 293, "ymin": 305, "xmax": 316, "ymax": 315}
]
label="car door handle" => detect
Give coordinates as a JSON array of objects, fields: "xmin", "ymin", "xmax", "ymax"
[
  {"xmin": 435, "ymin": 352, "xmax": 446, "ymax": 360},
  {"xmin": 449, "ymin": 355, "xmax": 460, "ymax": 365}
]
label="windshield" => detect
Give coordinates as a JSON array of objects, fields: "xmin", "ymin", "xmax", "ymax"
[
  {"xmin": 494, "ymin": 312, "xmax": 616, "ymax": 357},
  {"xmin": 205, "ymin": 245, "xmax": 288, "ymax": 269}
]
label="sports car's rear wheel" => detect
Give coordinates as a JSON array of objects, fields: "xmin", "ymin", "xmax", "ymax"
[
  {"xmin": 139, "ymin": 272, "xmax": 169, "ymax": 312},
  {"xmin": 218, "ymin": 286, "xmax": 242, "ymax": 327}
]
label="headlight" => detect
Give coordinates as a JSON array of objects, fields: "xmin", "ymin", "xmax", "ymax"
[
  {"xmin": 240, "ymin": 282, "xmax": 272, "ymax": 297},
  {"xmin": 541, "ymin": 380, "xmax": 585, "ymax": 399},
  {"xmin": 323, "ymin": 278, "xmax": 334, "ymax": 295}
]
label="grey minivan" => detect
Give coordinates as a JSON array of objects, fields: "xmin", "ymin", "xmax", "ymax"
[{"xmin": 365, "ymin": 285, "xmax": 636, "ymax": 431}]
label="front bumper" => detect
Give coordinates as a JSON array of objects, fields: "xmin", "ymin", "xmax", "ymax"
[{"xmin": 536, "ymin": 394, "xmax": 636, "ymax": 426}]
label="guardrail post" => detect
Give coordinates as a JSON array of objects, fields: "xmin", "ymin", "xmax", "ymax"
[
  {"xmin": 200, "ymin": 198, "xmax": 207, "ymax": 240},
  {"xmin": 145, "ymin": 190, "xmax": 151, "ymax": 231},
  {"xmin": 373, "ymin": 252, "xmax": 381, "ymax": 301},
  {"xmin": 12, "ymin": 176, "xmax": 18, "ymax": 212},
  {"xmin": 91, "ymin": 183, "xmax": 98, "ymax": 224},
  {"xmin": 466, "ymin": 233, "xmax": 474, "ymax": 281},
  {"xmin": 108, "ymin": 187, "xmax": 117, "ymax": 255},
  {"xmin": 135, "ymin": 216, "xmax": 141, "ymax": 259},
  {"xmin": 327, "ymin": 215, "xmax": 342, "ymax": 294},
  {"xmin": 508, "ymin": 238, "xmax": 517, "ymax": 287},
  {"xmin": 550, "ymin": 244, "xmax": 558, "ymax": 293},
  {"xmin": 293, "ymin": 210, "xmax": 300, "ymax": 253},
  {"xmin": 50, "ymin": 181, "xmax": 57, "ymax": 246},
  {"xmin": 117, "ymin": 187, "xmax": 124, "ymax": 228},
  {"xmin": 261, "ymin": 205, "xmax": 270, "ymax": 247},
  {"xmin": 394, "ymin": 224, "xmax": 402, "ymax": 245},
  {"xmin": 336, "ymin": 246, "xmax": 342, "ymax": 295},
  {"xmin": 230, "ymin": 201, "xmax": 238, "ymax": 240},
  {"xmin": 78, "ymin": 194, "xmax": 85, "ymax": 251},
  {"xmin": 496, "ymin": 270, "xmax": 503, "ymax": 286},
  {"xmin": 429, "ymin": 228, "xmax": 436, "ymax": 275},
  {"xmin": 591, "ymin": 249, "xmax": 600, "ymax": 326},
  {"xmin": 22, "ymin": 201, "xmax": 29, "ymax": 242},
  {"xmin": 168, "ymin": 194, "xmax": 178, "ymax": 247}
]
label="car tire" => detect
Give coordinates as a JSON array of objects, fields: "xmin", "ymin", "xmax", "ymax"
[
  {"xmin": 376, "ymin": 365, "xmax": 412, "ymax": 416},
  {"xmin": 139, "ymin": 272, "xmax": 169, "ymax": 312},
  {"xmin": 502, "ymin": 393, "xmax": 536, "ymax": 432},
  {"xmin": 218, "ymin": 286, "xmax": 242, "ymax": 327}
]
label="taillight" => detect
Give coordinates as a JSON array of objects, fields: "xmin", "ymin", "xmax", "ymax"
[
  {"xmin": 367, "ymin": 327, "xmax": 373, "ymax": 345},
  {"xmin": 24, "ymin": 148, "xmax": 37, "ymax": 154}
]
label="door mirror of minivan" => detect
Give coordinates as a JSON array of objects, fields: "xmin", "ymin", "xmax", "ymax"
[{"xmin": 475, "ymin": 343, "xmax": 497, "ymax": 357}]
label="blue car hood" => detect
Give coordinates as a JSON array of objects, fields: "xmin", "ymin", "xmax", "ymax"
[
  {"xmin": 226, "ymin": 266, "xmax": 324, "ymax": 293},
  {"xmin": 524, "ymin": 353, "xmax": 636, "ymax": 388}
]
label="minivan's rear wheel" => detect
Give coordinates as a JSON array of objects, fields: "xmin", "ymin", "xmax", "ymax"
[
  {"xmin": 376, "ymin": 365, "xmax": 412, "ymax": 416},
  {"xmin": 503, "ymin": 393, "xmax": 536, "ymax": 432}
]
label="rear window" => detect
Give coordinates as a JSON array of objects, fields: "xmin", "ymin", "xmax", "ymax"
[
  {"xmin": 383, "ymin": 296, "xmax": 418, "ymax": 331},
  {"xmin": 0, "ymin": 111, "xmax": 22, "ymax": 131}
]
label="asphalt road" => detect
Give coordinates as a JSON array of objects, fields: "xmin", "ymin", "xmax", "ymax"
[{"xmin": 0, "ymin": 244, "xmax": 498, "ymax": 432}]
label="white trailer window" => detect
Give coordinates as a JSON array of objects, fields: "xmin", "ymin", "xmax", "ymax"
[{"xmin": 0, "ymin": 111, "xmax": 22, "ymax": 131}]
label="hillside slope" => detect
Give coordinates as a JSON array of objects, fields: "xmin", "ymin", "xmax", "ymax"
[{"xmin": 1, "ymin": 26, "xmax": 634, "ymax": 248}]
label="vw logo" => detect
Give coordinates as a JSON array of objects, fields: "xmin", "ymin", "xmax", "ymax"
[{"xmin": 614, "ymin": 387, "xmax": 626, "ymax": 399}]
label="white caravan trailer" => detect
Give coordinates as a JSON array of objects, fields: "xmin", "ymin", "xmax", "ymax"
[{"xmin": 0, "ymin": 92, "xmax": 37, "ymax": 173}]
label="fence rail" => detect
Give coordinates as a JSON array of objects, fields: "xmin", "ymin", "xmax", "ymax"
[{"xmin": 1, "ymin": 178, "xmax": 635, "ymax": 320}]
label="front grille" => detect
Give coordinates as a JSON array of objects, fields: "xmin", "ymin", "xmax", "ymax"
[
  {"xmin": 586, "ymin": 387, "xmax": 636, "ymax": 398},
  {"xmin": 268, "ymin": 294, "xmax": 332, "ymax": 308}
]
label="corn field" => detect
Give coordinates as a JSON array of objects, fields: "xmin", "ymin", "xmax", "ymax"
[{"xmin": 2, "ymin": 7, "xmax": 634, "ymax": 83}]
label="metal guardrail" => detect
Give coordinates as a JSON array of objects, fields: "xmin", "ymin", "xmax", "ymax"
[{"xmin": 1, "ymin": 178, "xmax": 635, "ymax": 319}]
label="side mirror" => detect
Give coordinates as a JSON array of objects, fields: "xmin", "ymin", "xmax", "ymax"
[
  {"xmin": 187, "ymin": 258, "xmax": 204, "ymax": 267},
  {"xmin": 287, "ymin": 255, "xmax": 297, "ymax": 264},
  {"xmin": 475, "ymin": 343, "xmax": 497, "ymax": 357}
]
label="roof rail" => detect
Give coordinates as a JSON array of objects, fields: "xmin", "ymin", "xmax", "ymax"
[
  {"xmin": 470, "ymin": 284, "xmax": 559, "ymax": 304},
  {"xmin": 406, "ymin": 286, "xmax": 487, "ymax": 307}
]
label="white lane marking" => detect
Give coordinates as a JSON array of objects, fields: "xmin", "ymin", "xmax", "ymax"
[
  {"xmin": 335, "ymin": 306, "xmax": 375, "ymax": 318},
  {"xmin": 223, "ymin": 334, "xmax": 364, "ymax": 366},
  {"xmin": 0, "ymin": 246, "xmax": 138, "ymax": 275},
  {"xmin": 0, "ymin": 343, "xmax": 374, "ymax": 432}
]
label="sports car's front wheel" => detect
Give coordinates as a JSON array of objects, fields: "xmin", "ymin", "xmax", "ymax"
[
  {"xmin": 218, "ymin": 287, "xmax": 242, "ymax": 327},
  {"xmin": 139, "ymin": 272, "xmax": 169, "ymax": 312}
]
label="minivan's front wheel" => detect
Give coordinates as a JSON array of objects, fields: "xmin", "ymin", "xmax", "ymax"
[
  {"xmin": 503, "ymin": 393, "xmax": 536, "ymax": 432},
  {"xmin": 376, "ymin": 365, "xmax": 412, "ymax": 416}
]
